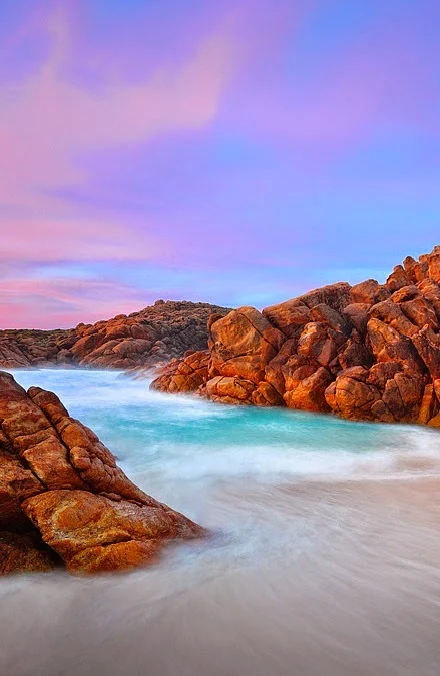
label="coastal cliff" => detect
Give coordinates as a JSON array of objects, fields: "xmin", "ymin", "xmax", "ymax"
[
  {"xmin": 0, "ymin": 301, "xmax": 230, "ymax": 370},
  {"xmin": 0, "ymin": 372, "xmax": 203, "ymax": 576},
  {"xmin": 152, "ymin": 247, "xmax": 440, "ymax": 426}
]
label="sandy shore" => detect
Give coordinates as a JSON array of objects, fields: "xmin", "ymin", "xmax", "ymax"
[{"xmin": 1, "ymin": 476, "xmax": 440, "ymax": 676}]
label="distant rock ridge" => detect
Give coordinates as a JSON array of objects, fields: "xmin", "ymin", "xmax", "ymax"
[
  {"xmin": 0, "ymin": 371, "xmax": 203, "ymax": 576},
  {"xmin": 152, "ymin": 246, "xmax": 440, "ymax": 426},
  {"xmin": 0, "ymin": 300, "xmax": 230, "ymax": 370}
]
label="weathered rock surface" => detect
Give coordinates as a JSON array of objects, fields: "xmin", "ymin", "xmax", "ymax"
[
  {"xmin": 0, "ymin": 372, "xmax": 203, "ymax": 576},
  {"xmin": 0, "ymin": 301, "xmax": 230, "ymax": 370},
  {"xmin": 152, "ymin": 246, "xmax": 440, "ymax": 426},
  {"xmin": 0, "ymin": 530, "xmax": 60, "ymax": 575},
  {"xmin": 151, "ymin": 350, "xmax": 210, "ymax": 394}
]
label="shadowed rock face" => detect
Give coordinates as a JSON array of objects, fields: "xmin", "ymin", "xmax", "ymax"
[
  {"xmin": 152, "ymin": 246, "xmax": 440, "ymax": 426},
  {"xmin": 0, "ymin": 301, "xmax": 230, "ymax": 370},
  {"xmin": 0, "ymin": 372, "xmax": 203, "ymax": 576}
]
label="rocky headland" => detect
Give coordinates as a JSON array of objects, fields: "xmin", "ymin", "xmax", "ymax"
[
  {"xmin": 0, "ymin": 371, "xmax": 203, "ymax": 576},
  {"xmin": 152, "ymin": 247, "xmax": 440, "ymax": 427},
  {"xmin": 0, "ymin": 300, "xmax": 230, "ymax": 370}
]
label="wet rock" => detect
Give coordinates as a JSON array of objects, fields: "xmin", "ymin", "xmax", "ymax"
[
  {"xmin": 151, "ymin": 351, "xmax": 210, "ymax": 393},
  {"xmin": 0, "ymin": 372, "xmax": 204, "ymax": 576}
]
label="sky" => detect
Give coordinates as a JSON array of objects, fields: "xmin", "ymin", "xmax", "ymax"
[{"xmin": 1, "ymin": 0, "xmax": 439, "ymax": 329}]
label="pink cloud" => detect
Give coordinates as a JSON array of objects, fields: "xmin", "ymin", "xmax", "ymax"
[
  {"xmin": 0, "ymin": 217, "xmax": 163, "ymax": 265},
  {"xmin": 0, "ymin": 8, "xmax": 240, "ymax": 208},
  {"xmin": 0, "ymin": 276, "xmax": 155, "ymax": 329},
  {"xmin": 0, "ymin": 5, "xmax": 243, "ymax": 279}
]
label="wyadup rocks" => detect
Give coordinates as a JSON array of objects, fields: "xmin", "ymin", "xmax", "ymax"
[
  {"xmin": 152, "ymin": 246, "xmax": 440, "ymax": 426},
  {"xmin": 0, "ymin": 301, "xmax": 230, "ymax": 370},
  {"xmin": 0, "ymin": 372, "xmax": 204, "ymax": 576}
]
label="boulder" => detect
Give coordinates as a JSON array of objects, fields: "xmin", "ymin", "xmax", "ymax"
[
  {"xmin": 205, "ymin": 376, "xmax": 256, "ymax": 404},
  {"xmin": 0, "ymin": 372, "xmax": 204, "ymax": 576},
  {"xmin": 351, "ymin": 279, "xmax": 390, "ymax": 305},
  {"xmin": 284, "ymin": 367, "xmax": 333, "ymax": 412},
  {"xmin": 0, "ymin": 530, "xmax": 59, "ymax": 575},
  {"xmin": 325, "ymin": 369, "xmax": 382, "ymax": 421},
  {"xmin": 151, "ymin": 351, "xmax": 210, "ymax": 393},
  {"xmin": 149, "ymin": 246, "xmax": 440, "ymax": 425},
  {"xmin": 209, "ymin": 307, "xmax": 285, "ymax": 384}
]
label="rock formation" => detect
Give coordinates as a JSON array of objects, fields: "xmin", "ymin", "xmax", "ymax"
[
  {"xmin": 152, "ymin": 247, "xmax": 440, "ymax": 426},
  {"xmin": 0, "ymin": 301, "xmax": 230, "ymax": 370},
  {"xmin": 0, "ymin": 372, "xmax": 203, "ymax": 576}
]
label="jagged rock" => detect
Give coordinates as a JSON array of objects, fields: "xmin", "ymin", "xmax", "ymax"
[
  {"xmin": 367, "ymin": 318, "xmax": 424, "ymax": 372},
  {"xmin": 418, "ymin": 384, "xmax": 440, "ymax": 425},
  {"xmin": 297, "ymin": 322, "xmax": 345, "ymax": 368},
  {"xmin": 264, "ymin": 339, "xmax": 298, "ymax": 396},
  {"xmin": 205, "ymin": 375, "xmax": 256, "ymax": 404},
  {"xmin": 411, "ymin": 326, "xmax": 440, "ymax": 380},
  {"xmin": 325, "ymin": 368, "xmax": 382, "ymax": 421},
  {"xmin": 0, "ymin": 530, "xmax": 59, "ymax": 575},
  {"xmin": 299, "ymin": 282, "xmax": 352, "ymax": 312},
  {"xmin": 284, "ymin": 367, "xmax": 333, "ymax": 412},
  {"xmin": 208, "ymin": 307, "xmax": 285, "ymax": 384},
  {"xmin": 262, "ymin": 299, "xmax": 312, "ymax": 339},
  {"xmin": 386, "ymin": 265, "xmax": 410, "ymax": 293},
  {"xmin": 0, "ymin": 372, "xmax": 204, "ymax": 576},
  {"xmin": 151, "ymin": 246, "xmax": 440, "ymax": 426},
  {"xmin": 0, "ymin": 301, "xmax": 230, "ymax": 370},
  {"xmin": 151, "ymin": 351, "xmax": 210, "ymax": 393},
  {"xmin": 351, "ymin": 279, "xmax": 390, "ymax": 305},
  {"xmin": 251, "ymin": 381, "xmax": 285, "ymax": 407},
  {"xmin": 336, "ymin": 332, "xmax": 373, "ymax": 371},
  {"xmin": 342, "ymin": 303, "xmax": 370, "ymax": 336}
]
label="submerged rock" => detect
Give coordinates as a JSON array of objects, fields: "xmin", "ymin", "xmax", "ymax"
[
  {"xmin": 0, "ymin": 372, "xmax": 204, "ymax": 576},
  {"xmin": 152, "ymin": 246, "xmax": 440, "ymax": 426}
]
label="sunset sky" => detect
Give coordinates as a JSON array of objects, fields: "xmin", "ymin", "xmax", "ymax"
[{"xmin": 1, "ymin": 0, "xmax": 439, "ymax": 328}]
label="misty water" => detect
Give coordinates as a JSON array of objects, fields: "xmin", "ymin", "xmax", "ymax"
[{"xmin": 1, "ymin": 369, "xmax": 440, "ymax": 676}]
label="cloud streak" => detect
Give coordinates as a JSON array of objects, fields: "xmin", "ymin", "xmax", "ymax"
[{"xmin": 1, "ymin": 0, "xmax": 439, "ymax": 328}]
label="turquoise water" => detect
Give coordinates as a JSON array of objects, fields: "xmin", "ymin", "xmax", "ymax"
[
  {"xmin": 1, "ymin": 369, "xmax": 440, "ymax": 676},
  {"xmin": 10, "ymin": 368, "xmax": 440, "ymax": 486}
]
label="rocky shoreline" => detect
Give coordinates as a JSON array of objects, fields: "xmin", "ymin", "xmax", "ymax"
[
  {"xmin": 0, "ymin": 371, "xmax": 203, "ymax": 576},
  {"xmin": 0, "ymin": 300, "xmax": 230, "ymax": 370},
  {"xmin": 152, "ymin": 247, "xmax": 440, "ymax": 427}
]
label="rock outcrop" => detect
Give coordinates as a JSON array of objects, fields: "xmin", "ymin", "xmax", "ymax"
[
  {"xmin": 0, "ymin": 301, "xmax": 230, "ymax": 370},
  {"xmin": 0, "ymin": 372, "xmax": 203, "ymax": 576},
  {"xmin": 152, "ymin": 246, "xmax": 440, "ymax": 426}
]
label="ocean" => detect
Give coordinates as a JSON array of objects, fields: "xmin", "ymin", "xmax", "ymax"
[{"xmin": 1, "ymin": 369, "xmax": 440, "ymax": 676}]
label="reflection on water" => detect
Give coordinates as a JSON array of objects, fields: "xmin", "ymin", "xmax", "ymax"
[{"xmin": 1, "ymin": 369, "xmax": 440, "ymax": 676}]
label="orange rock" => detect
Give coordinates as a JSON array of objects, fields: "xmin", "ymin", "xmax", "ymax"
[
  {"xmin": 0, "ymin": 530, "xmax": 59, "ymax": 575},
  {"xmin": 262, "ymin": 299, "xmax": 312, "ymax": 338},
  {"xmin": 23, "ymin": 490, "xmax": 201, "ymax": 575},
  {"xmin": 150, "ymin": 246, "xmax": 440, "ymax": 425},
  {"xmin": 386, "ymin": 265, "xmax": 410, "ymax": 293},
  {"xmin": 284, "ymin": 367, "xmax": 333, "ymax": 412},
  {"xmin": 325, "ymin": 369, "xmax": 382, "ymax": 421},
  {"xmin": 252, "ymin": 381, "xmax": 285, "ymax": 407},
  {"xmin": 351, "ymin": 279, "xmax": 390, "ymax": 305},
  {"xmin": 151, "ymin": 351, "xmax": 210, "ymax": 393},
  {"xmin": 209, "ymin": 307, "xmax": 285, "ymax": 384},
  {"xmin": 0, "ymin": 372, "xmax": 204, "ymax": 576},
  {"xmin": 0, "ymin": 301, "xmax": 230, "ymax": 370},
  {"xmin": 417, "ymin": 384, "xmax": 439, "ymax": 425},
  {"xmin": 205, "ymin": 376, "xmax": 256, "ymax": 403}
]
